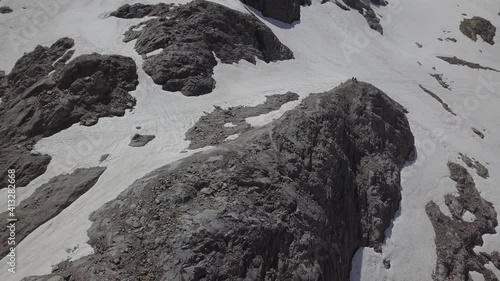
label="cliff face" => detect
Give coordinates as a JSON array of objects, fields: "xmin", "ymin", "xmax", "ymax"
[{"xmin": 24, "ymin": 81, "xmax": 414, "ymax": 281}]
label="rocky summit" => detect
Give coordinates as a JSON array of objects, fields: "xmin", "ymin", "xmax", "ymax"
[{"xmin": 23, "ymin": 81, "xmax": 414, "ymax": 281}]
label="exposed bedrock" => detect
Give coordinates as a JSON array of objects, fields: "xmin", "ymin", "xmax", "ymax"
[
  {"xmin": 0, "ymin": 6, "xmax": 13, "ymax": 14},
  {"xmin": 24, "ymin": 81, "xmax": 414, "ymax": 281},
  {"xmin": 324, "ymin": 0, "xmax": 384, "ymax": 34},
  {"xmin": 460, "ymin": 16, "xmax": 496, "ymax": 45},
  {"xmin": 129, "ymin": 134, "xmax": 156, "ymax": 147},
  {"xmin": 239, "ymin": 0, "xmax": 301, "ymax": 24},
  {"xmin": 0, "ymin": 38, "xmax": 138, "ymax": 188},
  {"xmin": 426, "ymin": 162, "xmax": 499, "ymax": 281},
  {"xmin": 0, "ymin": 167, "xmax": 106, "ymax": 259},
  {"xmin": 113, "ymin": 0, "xmax": 294, "ymax": 96}
]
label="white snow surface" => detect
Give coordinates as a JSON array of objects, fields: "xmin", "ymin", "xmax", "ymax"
[{"xmin": 0, "ymin": 0, "xmax": 499, "ymax": 280}]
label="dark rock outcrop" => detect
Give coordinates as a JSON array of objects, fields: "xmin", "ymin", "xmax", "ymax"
[
  {"xmin": 0, "ymin": 6, "xmax": 12, "ymax": 14},
  {"xmin": 437, "ymin": 56, "xmax": 499, "ymax": 72},
  {"xmin": 0, "ymin": 167, "xmax": 106, "ymax": 259},
  {"xmin": 113, "ymin": 0, "xmax": 294, "ymax": 96},
  {"xmin": 186, "ymin": 92, "xmax": 299, "ymax": 149},
  {"xmin": 460, "ymin": 16, "xmax": 496, "ymax": 45},
  {"xmin": 459, "ymin": 153, "xmax": 489, "ymax": 179},
  {"xmin": 240, "ymin": 0, "xmax": 301, "ymax": 23},
  {"xmin": 426, "ymin": 162, "xmax": 498, "ymax": 281},
  {"xmin": 0, "ymin": 38, "xmax": 138, "ymax": 188},
  {"xmin": 99, "ymin": 154, "xmax": 110, "ymax": 163},
  {"xmin": 23, "ymin": 81, "xmax": 414, "ymax": 281},
  {"xmin": 129, "ymin": 134, "xmax": 156, "ymax": 147},
  {"xmin": 419, "ymin": 85, "xmax": 456, "ymax": 116},
  {"xmin": 370, "ymin": 0, "xmax": 387, "ymax": 6}
]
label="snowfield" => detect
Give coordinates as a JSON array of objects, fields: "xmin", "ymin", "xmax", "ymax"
[{"xmin": 0, "ymin": 0, "xmax": 499, "ymax": 280}]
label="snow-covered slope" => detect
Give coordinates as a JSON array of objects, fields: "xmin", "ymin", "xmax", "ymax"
[{"xmin": 0, "ymin": 0, "xmax": 499, "ymax": 280}]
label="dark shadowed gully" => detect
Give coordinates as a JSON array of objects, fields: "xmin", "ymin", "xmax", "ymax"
[
  {"xmin": 23, "ymin": 81, "xmax": 414, "ymax": 281},
  {"xmin": 112, "ymin": 0, "xmax": 294, "ymax": 96}
]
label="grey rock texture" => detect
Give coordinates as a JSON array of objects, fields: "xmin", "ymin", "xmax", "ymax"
[
  {"xmin": 185, "ymin": 92, "xmax": 299, "ymax": 149},
  {"xmin": 370, "ymin": 0, "xmax": 387, "ymax": 6},
  {"xmin": 437, "ymin": 56, "xmax": 499, "ymax": 72},
  {"xmin": 109, "ymin": 3, "xmax": 175, "ymax": 18},
  {"xmin": 114, "ymin": 0, "xmax": 294, "ymax": 96},
  {"xmin": 0, "ymin": 167, "xmax": 106, "ymax": 259},
  {"xmin": 0, "ymin": 38, "xmax": 138, "ymax": 188},
  {"xmin": 430, "ymin": 73, "xmax": 451, "ymax": 90},
  {"xmin": 129, "ymin": 134, "xmax": 156, "ymax": 147},
  {"xmin": 460, "ymin": 16, "xmax": 496, "ymax": 45},
  {"xmin": 0, "ymin": 6, "xmax": 12, "ymax": 13},
  {"xmin": 240, "ymin": 0, "xmax": 301, "ymax": 23},
  {"xmin": 472, "ymin": 127, "xmax": 485, "ymax": 139},
  {"xmin": 23, "ymin": 81, "xmax": 414, "ymax": 281},
  {"xmin": 99, "ymin": 154, "xmax": 110, "ymax": 163},
  {"xmin": 458, "ymin": 153, "xmax": 489, "ymax": 179},
  {"xmin": 426, "ymin": 162, "xmax": 498, "ymax": 281},
  {"xmin": 419, "ymin": 85, "xmax": 456, "ymax": 116}
]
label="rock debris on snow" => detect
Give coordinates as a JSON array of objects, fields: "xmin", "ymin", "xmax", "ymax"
[
  {"xmin": 113, "ymin": 0, "xmax": 294, "ymax": 96},
  {"xmin": 0, "ymin": 167, "xmax": 106, "ymax": 259}
]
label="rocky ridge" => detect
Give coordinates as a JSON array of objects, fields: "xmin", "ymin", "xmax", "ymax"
[{"xmin": 23, "ymin": 81, "xmax": 414, "ymax": 281}]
